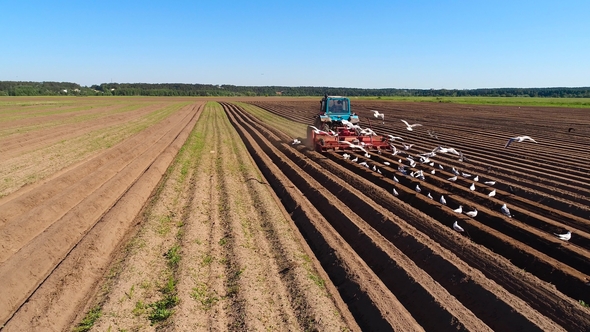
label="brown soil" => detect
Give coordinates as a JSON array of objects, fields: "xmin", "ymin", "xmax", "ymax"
[{"xmin": 1, "ymin": 96, "xmax": 589, "ymax": 331}]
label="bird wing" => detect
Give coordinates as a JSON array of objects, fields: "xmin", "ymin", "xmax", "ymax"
[
  {"xmin": 504, "ymin": 138, "xmax": 515, "ymax": 148},
  {"xmin": 523, "ymin": 136, "xmax": 537, "ymax": 143}
]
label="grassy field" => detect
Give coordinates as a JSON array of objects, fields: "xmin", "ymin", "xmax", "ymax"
[{"xmin": 354, "ymin": 96, "xmax": 590, "ymax": 108}]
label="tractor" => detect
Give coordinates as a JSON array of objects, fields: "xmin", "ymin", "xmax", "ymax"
[
  {"xmin": 306, "ymin": 95, "xmax": 392, "ymax": 153},
  {"xmin": 314, "ymin": 95, "xmax": 359, "ymax": 131}
]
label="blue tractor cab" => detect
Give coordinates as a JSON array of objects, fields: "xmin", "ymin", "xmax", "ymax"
[{"xmin": 315, "ymin": 95, "xmax": 360, "ymax": 130}]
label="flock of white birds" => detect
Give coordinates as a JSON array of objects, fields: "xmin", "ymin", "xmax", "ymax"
[{"xmin": 297, "ymin": 109, "xmax": 572, "ymax": 242}]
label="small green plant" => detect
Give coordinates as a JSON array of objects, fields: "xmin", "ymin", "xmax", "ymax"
[
  {"xmin": 190, "ymin": 283, "xmax": 219, "ymax": 310},
  {"xmin": 133, "ymin": 300, "xmax": 146, "ymax": 316},
  {"xmin": 147, "ymin": 277, "xmax": 179, "ymax": 324},
  {"xmin": 73, "ymin": 305, "xmax": 102, "ymax": 332},
  {"xmin": 165, "ymin": 244, "xmax": 181, "ymax": 268},
  {"xmin": 218, "ymin": 237, "xmax": 227, "ymax": 246},
  {"xmin": 147, "ymin": 295, "xmax": 178, "ymax": 324},
  {"xmin": 580, "ymin": 300, "xmax": 590, "ymax": 308},
  {"xmin": 201, "ymin": 254, "xmax": 214, "ymax": 266},
  {"xmin": 308, "ymin": 273, "xmax": 326, "ymax": 289}
]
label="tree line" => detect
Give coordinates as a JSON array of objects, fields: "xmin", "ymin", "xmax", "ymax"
[{"xmin": 1, "ymin": 81, "xmax": 590, "ymax": 98}]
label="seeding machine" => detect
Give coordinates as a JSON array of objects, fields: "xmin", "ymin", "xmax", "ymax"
[{"xmin": 306, "ymin": 95, "xmax": 392, "ymax": 153}]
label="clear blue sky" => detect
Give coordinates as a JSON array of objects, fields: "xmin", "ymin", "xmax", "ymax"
[{"xmin": 1, "ymin": 0, "xmax": 588, "ymax": 89}]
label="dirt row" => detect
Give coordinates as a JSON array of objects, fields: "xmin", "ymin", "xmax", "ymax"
[
  {"xmin": 1, "ymin": 97, "xmax": 588, "ymax": 331},
  {"xmin": 230, "ymin": 100, "xmax": 590, "ymax": 330},
  {"xmin": 0, "ymin": 101, "xmax": 202, "ymax": 330},
  {"xmin": 74, "ymin": 102, "xmax": 351, "ymax": 331}
]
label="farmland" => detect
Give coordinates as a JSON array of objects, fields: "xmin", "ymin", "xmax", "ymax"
[{"xmin": 1, "ymin": 96, "xmax": 589, "ymax": 331}]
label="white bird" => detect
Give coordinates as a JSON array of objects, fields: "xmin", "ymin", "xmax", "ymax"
[
  {"xmin": 292, "ymin": 138, "xmax": 301, "ymax": 145},
  {"xmin": 416, "ymin": 170, "xmax": 425, "ymax": 180},
  {"xmin": 391, "ymin": 145, "xmax": 398, "ymax": 156},
  {"xmin": 462, "ymin": 172, "xmax": 472, "ymax": 178},
  {"xmin": 427, "ymin": 192, "xmax": 433, "ymax": 199},
  {"xmin": 429, "ymin": 162, "xmax": 435, "ymax": 167},
  {"xmin": 505, "ymin": 135, "xmax": 537, "ymax": 148},
  {"xmin": 409, "ymin": 159, "xmax": 417, "ymax": 168},
  {"xmin": 554, "ymin": 231, "xmax": 571, "ymax": 241},
  {"xmin": 309, "ymin": 125, "xmax": 329, "ymax": 135},
  {"xmin": 351, "ymin": 157, "xmax": 358, "ymax": 163},
  {"xmin": 359, "ymin": 161, "xmax": 369, "ymax": 168},
  {"xmin": 387, "ymin": 134, "xmax": 403, "ymax": 141},
  {"xmin": 365, "ymin": 152, "xmax": 371, "ymax": 158},
  {"xmin": 473, "ymin": 175, "xmax": 479, "ymax": 182},
  {"xmin": 372, "ymin": 165, "xmax": 377, "ymax": 172},
  {"xmin": 431, "ymin": 169, "xmax": 436, "ymax": 174},
  {"xmin": 453, "ymin": 221, "xmax": 465, "ymax": 232},
  {"xmin": 452, "ymin": 167, "xmax": 460, "ymax": 175},
  {"xmin": 501, "ymin": 204, "xmax": 512, "ymax": 218},
  {"xmin": 342, "ymin": 153, "xmax": 351, "ymax": 160},
  {"xmin": 447, "ymin": 175, "xmax": 457, "ymax": 182},
  {"xmin": 377, "ymin": 168, "xmax": 382, "ymax": 174},
  {"xmin": 484, "ymin": 181, "xmax": 496, "ymax": 186},
  {"xmin": 402, "ymin": 143, "xmax": 413, "ymax": 150},
  {"xmin": 453, "ymin": 205, "xmax": 463, "ymax": 214},
  {"xmin": 432, "ymin": 146, "xmax": 460, "ymax": 155},
  {"xmin": 488, "ymin": 189, "xmax": 496, "ymax": 197},
  {"xmin": 415, "ymin": 184, "xmax": 422, "ymax": 193},
  {"xmin": 393, "ymin": 175, "xmax": 399, "ymax": 182},
  {"xmin": 341, "ymin": 119, "xmax": 353, "ymax": 128},
  {"xmin": 469, "ymin": 183, "xmax": 476, "ymax": 191},
  {"xmin": 372, "ymin": 110, "xmax": 385, "ymax": 123},
  {"xmin": 360, "ymin": 129, "xmax": 376, "ymax": 136},
  {"xmin": 384, "ymin": 161, "xmax": 391, "ymax": 165},
  {"xmin": 439, "ymin": 195, "xmax": 447, "ymax": 205},
  {"xmin": 401, "ymin": 119, "xmax": 423, "ymax": 131},
  {"xmin": 438, "ymin": 164, "xmax": 444, "ymax": 170},
  {"xmin": 341, "ymin": 140, "xmax": 367, "ymax": 153},
  {"xmin": 393, "ymin": 188, "xmax": 399, "ymax": 196},
  {"xmin": 465, "ymin": 208, "xmax": 478, "ymax": 218}
]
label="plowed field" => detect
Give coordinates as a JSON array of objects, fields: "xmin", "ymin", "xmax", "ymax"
[{"xmin": 1, "ymin": 97, "xmax": 589, "ymax": 331}]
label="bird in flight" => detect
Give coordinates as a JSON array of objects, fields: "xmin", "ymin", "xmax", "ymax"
[
  {"xmin": 309, "ymin": 126, "xmax": 330, "ymax": 135},
  {"xmin": 372, "ymin": 110, "xmax": 385, "ymax": 123},
  {"xmin": 387, "ymin": 134, "xmax": 403, "ymax": 141},
  {"xmin": 554, "ymin": 231, "xmax": 571, "ymax": 241},
  {"xmin": 453, "ymin": 221, "xmax": 465, "ymax": 232},
  {"xmin": 402, "ymin": 143, "xmax": 414, "ymax": 151},
  {"xmin": 432, "ymin": 146, "xmax": 460, "ymax": 155},
  {"xmin": 505, "ymin": 135, "xmax": 537, "ymax": 148},
  {"xmin": 401, "ymin": 120, "xmax": 423, "ymax": 131},
  {"xmin": 341, "ymin": 140, "xmax": 367, "ymax": 153}
]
